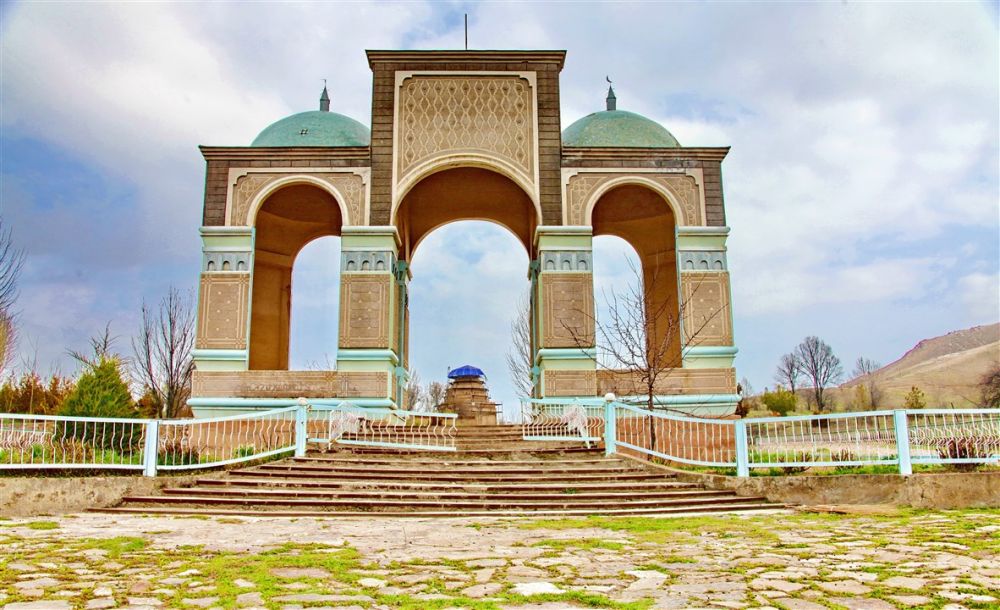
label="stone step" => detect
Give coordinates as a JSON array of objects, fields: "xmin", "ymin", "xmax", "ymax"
[
  {"xmin": 195, "ymin": 478, "xmax": 696, "ymax": 492},
  {"xmin": 293, "ymin": 455, "xmax": 624, "ymax": 466},
  {"xmin": 231, "ymin": 468, "xmax": 667, "ymax": 483},
  {"xmin": 337, "ymin": 445, "xmax": 602, "ymax": 455},
  {"xmin": 118, "ymin": 493, "xmax": 768, "ymax": 511},
  {"xmin": 257, "ymin": 462, "xmax": 641, "ymax": 475},
  {"xmin": 161, "ymin": 486, "xmax": 726, "ymax": 501},
  {"xmin": 94, "ymin": 502, "xmax": 788, "ymax": 518}
]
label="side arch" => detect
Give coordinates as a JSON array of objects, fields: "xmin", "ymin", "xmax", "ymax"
[
  {"xmin": 582, "ymin": 175, "xmax": 686, "ymax": 227},
  {"xmin": 245, "ymin": 174, "xmax": 353, "ymax": 228}
]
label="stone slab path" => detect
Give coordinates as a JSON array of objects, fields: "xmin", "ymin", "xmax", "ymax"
[{"xmin": 1, "ymin": 507, "xmax": 997, "ymax": 609}]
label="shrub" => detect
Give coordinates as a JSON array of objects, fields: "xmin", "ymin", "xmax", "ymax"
[
  {"xmin": 903, "ymin": 386, "xmax": 927, "ymax": 410},
  {"xmin": 760, "ymin": 386, "xmax": 797, "ymax": 416},
  {"xmin": 0, "ymin": 373, "xmax": 74, "ymax": 414},
  {"xmin": 233, "ymin": 444, "xmax": 257, "ymax": 459},
  {"xmin": 938, "ymin": 436, "xmax": 996, "ymax": 470},
  {"xmin": 57, "ymin": 357, "xmax": 139, "ymax": 449}
]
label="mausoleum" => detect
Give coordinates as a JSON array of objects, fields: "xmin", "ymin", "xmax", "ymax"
[{"xmin": 189, "ymin": 49, "xmax": 737, "ymax": 417}]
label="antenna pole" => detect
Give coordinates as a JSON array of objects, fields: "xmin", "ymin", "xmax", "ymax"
[{"xmin": 464, "ymin": 14, "xmax": 468, "ymax": 50}]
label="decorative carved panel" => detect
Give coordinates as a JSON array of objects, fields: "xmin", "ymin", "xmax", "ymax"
[
  {"xmin": 544, "ymin": 370, "xmax": 598, "ymax": 397},
  {"xmin": 565, "ymin": 172, "xmax": 702, "ymax": 226},
  {"xmin": 597, "ymin": 368, "xmax": 737, "ymax": 396},
  {"xmin": 339, "ymin": 372, "xmax": 389, "ymax": 398},
  {"xmin": 196, "ymin": 274, "xmax": 250, "ymax": 349},
  {"xmin": 541, "ymin": 272, "xmax": 595, "ymax": 348},
  {"xmin": 339, "ymin": 274, "xmax": 392, "ymax": 349},
  {"xmin": 229, "ymin": 172, "xmax": 366, "ymax": 227},
  {"xmin": 679, "ymin": 250, "xmax": 727, "ymax": 271},
  {"xmin": 192, "ymin": 371, "xmax": 337, "ymax": 398},
  {"xmin": 681, "ymin": 272, "xmax": 733, "ymax": 346},
  {"xmin": 396, "ymin": 75, "xmax": 535, "ymax": 186}
]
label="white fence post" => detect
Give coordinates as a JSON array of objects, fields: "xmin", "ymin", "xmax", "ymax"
[
  {"xmin": 142, "ymin": 420, "xmax": 159, "ymax": 477},
  {"xmin": 893, "ymin": 410, "xmax": 912, "ymax": 476},
  {"xmin": 294, "ymin": 399, "xmax": 309, "ymax": 457},
  {"xmin": 603, "ymin": 394, "xmax": 617, "ymax": 456},
  {"xmin": 734, "ymin": 419, "xmax": 750, "ymax": 478}
]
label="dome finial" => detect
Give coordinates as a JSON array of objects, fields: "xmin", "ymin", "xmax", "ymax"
[
  {"xmin": 319, "ymin": 79, "xmax": 330, "ymax": 112},
  {"xmin": 605, "ymin": 76, "xmax": 616, "ymax": 111}
]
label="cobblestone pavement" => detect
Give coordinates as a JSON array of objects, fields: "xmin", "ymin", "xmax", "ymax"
[{"xmin": 0, "ymin": 507, "xmax": 997, "ymax": 609}]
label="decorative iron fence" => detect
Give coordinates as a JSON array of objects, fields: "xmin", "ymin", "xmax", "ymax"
[
  {"xmin": 309, "ymin": 402, "xmax": 457, "ymax": 452},
  {"xmin": 520, "ymin": 398, "xmax": 605, "ymax": 445},
  {"xmin": 602, "ymin": 404, "xmax": 1000, "ymax": 476},
  {"xmin": 0, "ymin": 414, "xmax": 149, "ymax": 471}
]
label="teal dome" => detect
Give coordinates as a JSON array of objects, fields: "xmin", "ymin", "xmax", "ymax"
[
  {"xmin": 562, "ymin": 109, "xmax": 680, "ymax": 148},
  {"xmin": 251, "ymin": 110, "xmax": 370, "ymax": 147}
]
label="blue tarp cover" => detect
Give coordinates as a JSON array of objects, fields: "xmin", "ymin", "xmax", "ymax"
[{"xmin": 448, "ymin": 365, "xmax": 485, "ymax": 379}]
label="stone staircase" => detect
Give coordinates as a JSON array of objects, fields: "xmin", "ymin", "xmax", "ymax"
[{"xmin": 97, "ymin": 425, "xmax": 783, "ymax": 518}]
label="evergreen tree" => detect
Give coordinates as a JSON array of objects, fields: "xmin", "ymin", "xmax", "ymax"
[{"xmin": 59, "ymin": 357, "xmax": 138, "ymax": 448}]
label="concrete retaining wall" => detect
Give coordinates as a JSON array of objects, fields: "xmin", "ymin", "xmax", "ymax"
[
  {"xmin": 0, "ymin": 475, "xmax": 202, "ymax": 517},
  {"xmin": 672, "ymin": 469, "xmax": 1000, "ymax": 509}
]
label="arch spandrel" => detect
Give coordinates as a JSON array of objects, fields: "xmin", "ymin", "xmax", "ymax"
[{"xmin": 227, "ymin": 171, "xmax": 368, "ymax": 227}]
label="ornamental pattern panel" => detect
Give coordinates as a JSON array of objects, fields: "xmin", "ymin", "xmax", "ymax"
[
  {"xmin": 229, "ymin": 172, "xmax": 366, "ymax": 227},
  {"xmin": 338, "ymin": 274, "xmax": 392, "ymax": 349},
  {"xmin": 192, "ymin": 371, "xmax": 337, "ymax": 398},
  {"xmin": 196, "ymin": 274, "xmax": 250, "ymax": 349},
  {"xmin": 396, "ymin": 75, "xmax": 534, "ymax": 184},
  {"xmin": 596, "ymin": 368, "xmax": 737, "ymax": 396},
  {"xmin": 541, "ymin": 272, "xmax": 595, "ymax": 348},
  {"xmin": 544, "ymin": 370, "xmax": 597, "ymax": 397},
  {"xmin": 338, "ymin": 372, "xmax": 389, "ymax": 398},
  {"xmin": 681, "ymin": 272, "xmax": 733, "ymax": 346},
  {"xmin": 565, "ymin": 172, "xmax": 702, "ymax": 226}
]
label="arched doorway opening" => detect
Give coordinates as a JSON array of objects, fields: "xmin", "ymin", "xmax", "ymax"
[
  {"xmin": 394, "ymin": 166, "xmax": 539, "ymax": 414},
  {"xmin": 249, "ymin": 184, "xmax": 343, "ymax": 370},
  {"xmin": 288, "ymin": 235, "xmax": 341, "ymax": 369},
  {"xmin": 591, "ymin": 184, "xmax": 681, "ymax": 369}
]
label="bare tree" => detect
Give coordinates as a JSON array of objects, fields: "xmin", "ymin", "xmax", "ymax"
[
  {"xmin": 794, "ymin": 336, "xmax": 842, "ymax": 412},
  {"xmin": 425, "ymin": 381, "xmax": 447, "ymax": 412},
  {"xmin": 0, "ymin": 219, "xmax": 25, "ymax": 374},
  {"xmin": 403, "ymin": 368, "xmax": 424, "ymax": 410},
  {"xmin": 570, "ymin": 256, "xmax": 722, "ymax": 411},
  {"xmin": 132, "ymin": 287, "xmax": 195, "ymax": 418},
  {"xmin": 774, "ymin": 353, "xmax": 802, "ymax": 399},
  {"xmin": 851, "ymin": 356, "xmax": 882, "ymax": 408},
  {"xmin": 69, "ymin": 322, "xmax": 119, "ymax": 369},
  {"xmin": 505, "ymin": 292, "xmax": 534, "ymax": 398}
]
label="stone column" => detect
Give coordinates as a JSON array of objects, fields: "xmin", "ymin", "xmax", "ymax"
[
  {"xmin": 335, "ymin": 226, "xmax": 401, "ymax": 407},
  {"xmin": 192, "ymin": 227, "xmax": 254, "ymax": 373},
  {"xmin": 533, "ymin": 226, "xmax": 598, "ymax": 398},
  {"xmin": 676, "ymin": 226, "xmax": 739, "ymax": 408}
]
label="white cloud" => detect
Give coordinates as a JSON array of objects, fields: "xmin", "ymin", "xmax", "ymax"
[{"xmin": 957, "ymin": 272, "xmax": 1000, "ymax": 325}]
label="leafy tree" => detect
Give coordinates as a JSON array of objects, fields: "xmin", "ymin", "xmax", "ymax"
[
  {"xmin": 760, "ymin": 386, "xmax": 797, "ymax": 416},
  {"xmin": 903, "ymin": 386, "xmax": 927, "ymax": 410},
  {"xmin": 794, "ymin": 336, "xmax": 842, "ymax": 412},
  {"xmin": 0, "ymin": 372, "xmax": 74, "ymax": 415},
  {"xmin": 59, "ymin": 358, "xmax": 137, "ymax": 419},
  {"xmin": 980, "ymin": 366, "xmax": 1000, "ymax": 408}
]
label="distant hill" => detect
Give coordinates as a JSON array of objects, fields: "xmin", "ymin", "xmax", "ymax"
[{"xmin": 841, "ymin": 323, "xmax": 1000, "ymax": 407}]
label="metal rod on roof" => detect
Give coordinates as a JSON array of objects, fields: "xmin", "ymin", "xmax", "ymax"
[{"xmin": 464, "ymin": 14, "xmax": 468, "ymax": 50}]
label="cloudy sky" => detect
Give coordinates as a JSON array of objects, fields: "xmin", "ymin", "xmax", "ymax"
[{"xmin": 1, "ymin": 1, "xmax": 997, "ymax": 413}]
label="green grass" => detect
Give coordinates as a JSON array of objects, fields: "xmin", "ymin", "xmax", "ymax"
[
  {"xmin": 25, "ymin": 521, "xmax": 59, "ymax": 530},
  {"xmin": 79, "ymin": 536, "xmax": 148, "ymax": 557},
  {"xmin": 531, "ymin": 537, "xmax": 626, "ymax": 551},
  {"xmin": 521, "ymin": 514, "xmax": 779, "ymax": 545}
]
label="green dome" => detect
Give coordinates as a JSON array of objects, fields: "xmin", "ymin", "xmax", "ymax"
[
  {"xmin": 562, "ymin": 109, "xmax": 680, "ymax": 148},
  {"xmin": 251, "ymin": 110, "xmax": 370, "ymax": 147}
]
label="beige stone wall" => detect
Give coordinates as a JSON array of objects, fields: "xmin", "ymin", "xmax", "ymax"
[
  {"xmin": 540, "ymin": 272, "xmax": 594, "ymax": 349},
  {"xmin": 564, "ymin": 171, "xmax": 703, "ymax": 226},
  {"xmin": 193, "ymin": 370, "xmax": 337, "ymax": 398},
  {"xmin": 543, "ymin": 370, "xmax": 598, "ymax": 397},
  {"xmin": 196, "ymin": 274, "xmax": 250, "ymax": 350},
  {"xmin": 597, "ymin": 368, "xmax": 737, "ymax": 396},
  {"xmin": 339, "ymin": 274, "xmax": 392, "ymax": 349},
  {"xmin": 681, "ymin": 272, "xmax": 733, "ymax": 346}
]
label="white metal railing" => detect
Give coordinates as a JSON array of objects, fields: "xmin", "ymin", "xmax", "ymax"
[
  {"xmin": 907, "ymin": 409, "xmax": 1000, "ymax": 464},
  {"xmin": 612, "ymin": 403, "xmax": 736, "ymax": 467},
  {"xmin": 309, "ymin": 402, "xmax": 457, "ymax": 452},
  {"xmin": 0, "ymin": 414, "xmax": 148, "ymax": 470},
  {"xmin": 156, "ymin": 406, "xmax": 298, "ymax": 471},
  {"xmin": 521, "ymin": 398, "xmax": 605, "ymax": 446},
  {"xmin": 743, "ymin": 411, "xmax": 898, "ymax": 468},
  {"xmin": 606, "ymin": 405, "xmax": 1000, "ymax": 476}
]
